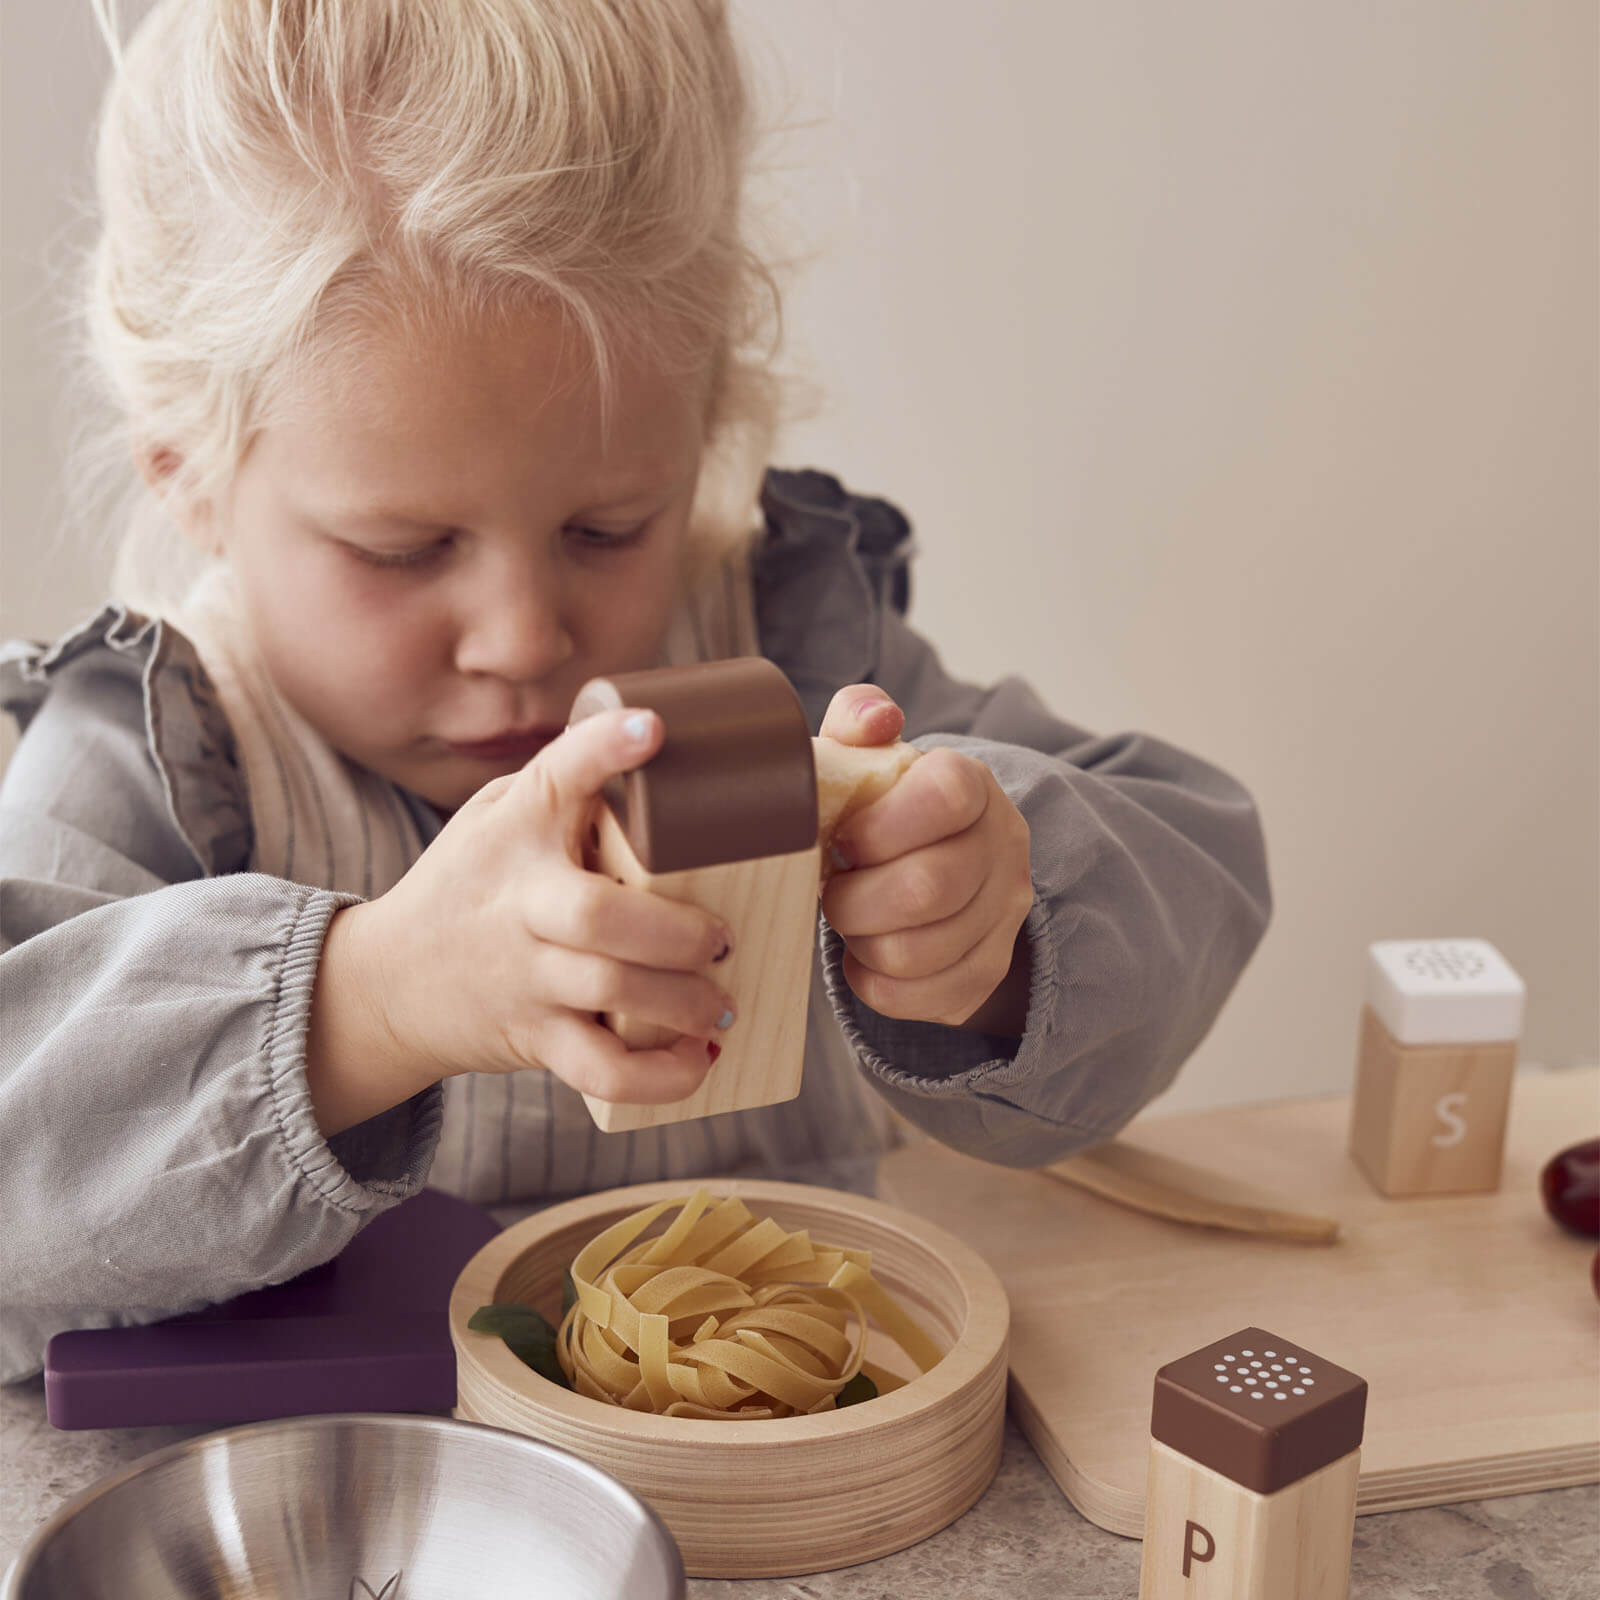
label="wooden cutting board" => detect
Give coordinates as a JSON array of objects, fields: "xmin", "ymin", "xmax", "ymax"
[{"xmin": 878, "ymin": 1066, "xmax": 1599, "ymax": 1536}]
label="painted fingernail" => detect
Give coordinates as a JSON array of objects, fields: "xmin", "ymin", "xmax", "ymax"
[
  {"xmin": 716, "ymin": 1008, "xmax": 735, "ymax": 1030},
  {"xmin": 829, "ymin": 842, "xmax": 854, "ymax": 873},
  {"xmin": 624, "ymin": 711, "xmax": 653, "ymax": 744},
  {"xmin": 706, "ymin": 1041, "xmax": 723, "ymax": 1063}
]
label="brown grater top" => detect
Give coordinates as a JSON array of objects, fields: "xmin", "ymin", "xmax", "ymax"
[
  {"xmin": 567, "ymin": 658, "xmax": 818, "ymax": 873},
  {"xmin": 1149, "ymin": 1326, "xmax": 1367, "ymax": 1494}
]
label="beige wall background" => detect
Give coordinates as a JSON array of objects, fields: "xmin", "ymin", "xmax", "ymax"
[{"xmin": 3, "ymin": 2, "xmax": 1595, "ymax": 1111}]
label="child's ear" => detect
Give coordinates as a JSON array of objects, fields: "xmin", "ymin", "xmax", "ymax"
[{"xmin": 133, "ymin": 439, "xmax": 220, "ymax": 554}]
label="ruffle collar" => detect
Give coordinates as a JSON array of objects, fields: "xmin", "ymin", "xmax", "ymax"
[{"xmin": 1, "ymin": 605, "xmax": 251, "ymax": 877}]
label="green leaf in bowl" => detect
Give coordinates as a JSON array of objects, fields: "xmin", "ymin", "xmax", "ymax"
[
  {"xmin": 468, "ymin": 1302, "xmax": 570, "ymax": 1390},
  {"xmin": 835, "ymin": 1371, "xmax": 878, "ymax": 1409}
]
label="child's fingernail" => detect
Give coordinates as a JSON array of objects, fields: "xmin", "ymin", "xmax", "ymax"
[
  {"xmin": 712, "ymin": 931, "xmax": 734, "ymax": 964},
  {"xmin": 706, "ymin": 1040, "xmax": 723, "ymax": 1063},
  {"xmin": 624, "ymin": 711, "xmax": 653, "ymax": 744},
  {"xmin": 856, "ymin": 699, "xmax": 891, "ymax": 718},
  {"xmin": 829, "ymin": 843, "xmax": 854, "ymax": 873},
  {"xmin": 716, "ymin": 1007, "xmax": 735, "ymax": 1030}
]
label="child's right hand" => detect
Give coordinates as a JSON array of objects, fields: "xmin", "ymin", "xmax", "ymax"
[{"xmin": 305, "ymin": 708, "xmax": 733, "ymax": 1136}]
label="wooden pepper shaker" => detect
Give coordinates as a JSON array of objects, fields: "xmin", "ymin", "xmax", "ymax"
[{"xmin": 1139, "ymin": 1325, "xmax": 1367, "ymax": 1600}]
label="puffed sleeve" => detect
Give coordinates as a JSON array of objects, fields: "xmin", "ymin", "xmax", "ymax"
[
  {"xmin": 0, "ymin": 610, "xmax": 444, "ymax": 1383},
  {"xmin": 753, "ymin": 470, "xmax": 1272, "ymax": 1168}
]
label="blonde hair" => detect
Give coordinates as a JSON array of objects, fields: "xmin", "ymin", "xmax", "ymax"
[{"xmin": 75, "ymin": 0, "xmax": 807, "ymax": 613}]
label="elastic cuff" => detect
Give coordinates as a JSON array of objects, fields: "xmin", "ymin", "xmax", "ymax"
[
  {"xmin": 262, "ymin": 886, "xmax": 445, "ymax": 1214},
  {"xmin": 819, "ymin": 890, "xmax": 1057, "ymax": 1098}
]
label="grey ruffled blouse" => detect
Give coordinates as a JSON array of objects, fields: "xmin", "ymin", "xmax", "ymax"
[{"xmin": 0, "ymin": 468, "xmax": 1271, "ymax": 1383}]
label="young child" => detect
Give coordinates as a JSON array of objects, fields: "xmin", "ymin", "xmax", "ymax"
[{"xmin": 0, "ymin": 0, "xmax": 1271, "ymax": 1384}]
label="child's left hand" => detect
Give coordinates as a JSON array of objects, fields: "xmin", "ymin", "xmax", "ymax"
[{"xmin": 818, "ymin": 686, "xmax": 1034, "ymax": 1033}]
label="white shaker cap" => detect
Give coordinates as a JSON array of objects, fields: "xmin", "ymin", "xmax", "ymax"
[{"xmin": 1365, "ymin": 939, "xmax": 1526, "ymax": 1045}]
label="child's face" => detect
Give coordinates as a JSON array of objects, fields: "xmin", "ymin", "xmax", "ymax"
[{"xmin": 212, "ymin": 303, "xmax": 709, "ymax": 813}]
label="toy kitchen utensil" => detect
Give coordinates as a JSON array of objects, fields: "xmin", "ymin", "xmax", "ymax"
[
  {"xmin": 2, "ymin": 1412, "xmax": 684, "ymax": 1600},
  {"xmin": 1349, "ymin": 938, "xmax": 1526, "ymax": 1196},
  {"xmin": 1138, "ymin": 1326, "xmax": 1367, "ymax": 1599},
  {"xmin": 449, "ymin": 1177, "xmax": 1010, "ymax": 1579},
  {"xmin": 43, "ymin": 1186, "xmax": 500, "ymax": 1429},
  {"xmin": 567, "ymin": 659, "xmax": 821, "ymax": 1132}
]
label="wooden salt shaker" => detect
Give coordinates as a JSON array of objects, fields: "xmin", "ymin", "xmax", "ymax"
[
  {"xmin": 1347, "ymin": 938, "xmax": 1525, "ymax": 1196},
  {"xmin": 1139, "ymin": 1326, "xmax": 1368, "ymax": 1600},
  {"xmin": 567, "ymin": 658, "xmax": 820, "ymax": 1131}
]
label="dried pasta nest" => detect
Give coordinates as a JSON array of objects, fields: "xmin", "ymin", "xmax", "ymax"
[{"xmin": 558, "ymin": 1188, "xmax": 942, "ymax": 1418}]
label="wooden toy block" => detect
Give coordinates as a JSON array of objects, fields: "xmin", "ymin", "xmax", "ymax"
[
  {"xmin": 1138, "ymin": 1326, "xmax": 1367, "ymax": 1600},
  {"xmin": 567, "ymin": 658, "xmax": 821, "ymax": 1132},
  {"xmin": 1347, "ymin": 939, "xmax": 1524, "ymax": 1196}
]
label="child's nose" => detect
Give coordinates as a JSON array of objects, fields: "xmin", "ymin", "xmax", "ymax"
[{"xmin": 452, "ymin": 565, "xmax": 576, "ymax": 683}]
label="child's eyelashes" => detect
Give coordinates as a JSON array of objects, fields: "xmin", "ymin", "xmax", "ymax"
[
  {"xmin": 565, "ymin": 524, "xmax": 647, "ymax": 554},
  {"xmin": 340, "ymin": 525, "xmax": 645, "ymax": 571},
  {"xmin": 348, "ymin": 537, "xmax": 454, "ymax": 571}
]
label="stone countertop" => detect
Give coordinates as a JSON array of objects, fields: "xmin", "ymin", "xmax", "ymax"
[{"xmin": 3, "ymin": 1375, "xmax": 1595, "ymax": 1598}]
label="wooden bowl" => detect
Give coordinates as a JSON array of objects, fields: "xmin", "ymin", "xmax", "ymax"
[{"xmin": 448, "ymin": 1178, "xmax": 1010, "ymax": 1579}]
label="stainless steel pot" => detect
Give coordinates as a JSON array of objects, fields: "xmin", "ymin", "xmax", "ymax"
[{"xmin": 3, "ymin": 1412, "xmax": 685, "ymax": 1599}]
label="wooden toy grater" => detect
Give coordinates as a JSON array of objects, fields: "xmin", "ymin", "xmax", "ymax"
[{"xmin": 566, "ymin": 658, "xmax": 820, "ymax": 1131}]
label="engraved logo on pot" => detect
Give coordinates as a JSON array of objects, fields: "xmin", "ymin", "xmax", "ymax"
[{"xmin": 349, "ymin": 1574, "xmax": 402, "ymax": 1600}]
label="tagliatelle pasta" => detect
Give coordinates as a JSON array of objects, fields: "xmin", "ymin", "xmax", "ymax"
[{"xmin": 555, "ymin": 1188, "xmax": 944, "ymax": 1418}]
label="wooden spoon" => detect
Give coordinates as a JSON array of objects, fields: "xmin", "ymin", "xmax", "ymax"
[{"xmin": 1046, "ymin": 1141, "xmax": 1342, "ymax": 1244}]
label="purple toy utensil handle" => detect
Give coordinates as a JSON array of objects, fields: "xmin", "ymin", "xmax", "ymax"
[
  {"xmin": 45, "ymin": 1312, "xmax": 454, "ymax": 1429},
  {"xmin": 41, "ymin": 1187, "xmax": 501, "ymax": 1429}
]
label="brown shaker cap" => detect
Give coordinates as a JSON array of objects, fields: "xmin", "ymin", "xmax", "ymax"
[
  {"xmin": 568, "ymin": 657, "xmax": 817, "ymax": 873},
  {"xmin": 1149, "ymin": 1326, "xmax": 1367, "ymax": 1494}
]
